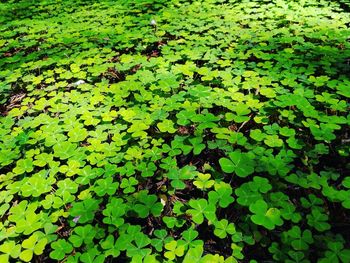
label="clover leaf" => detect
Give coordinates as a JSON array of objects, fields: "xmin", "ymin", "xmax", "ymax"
[
  {"xmin": 164, "ymin": 240, "xmax": 186, "ymax": 260},
  {"xmin": 189, "ymin": 137, "xmax": 206, "ymax": 155},
  {"xmin": 249, "ymin": 200, "xmax": 283, "ymax": 230},
  {"xmin": 157, "ymin": 119, "xmax": 177, "ymax": 133},
  {"xmin": 214, "ymin": 219, "xmax": 236, "ymax": 239},
  {"xmin": 306, "ymin": 208, "xmax": 331, "ymax": 232},
  {"xmin": 167, "ymin": 165, "xmax": 197, "ymax": 190},
  {"xmin": 182, "ymin": 227, "xmax": 203, "ymax": 249},
  {"xmin": 138, "ymin": 162, "xmax": 157, "ymax": 178},
  {"xmin": 193, "ymin": 173, "xmax": 215, "ymax": 190},
  {"xmin": 80, "ymin": 247, "xmax": 104, "ymax": 263},
  {"xmin": 20, "ymin": 232, "xmax": 47, "ymax": 262},
  {"xmin": 13, "ymin": 158, "xmax": 34, "ymax": 175},
  {"xmin": 250, "ymin": 129, "xmax": 266, "ymax": 141},
  {"xmin": 53, "ymin": 141, "xmax": 78, "ymax": 160},
  {"xmin": 69, "ymin": 224, "xmax": 96, "ymax": 247},
  {"xmin": 93, "ymin": 177, "xmax": 119, "ymax": 197},
  {"xmin": 208, "ymin": 182, "xmax": 234, "ymax": 208},
  {"xmin": 283, "ymin": 226, "xmax": 313, "ymax": 251},
  {"xmin": 102, "ymin": 198, "xmax": 126, "ymax": 227},
  {"xmin": 187, "ymin": 199, "xmax": 216, "ymax": 224},
  {"xmin": 70, "ymin": 199, "xmax": 101, "ymax": 224},
  {"xmin": 151, "ymin": 229, "xmax": 172, "ymax": 252},
  {"xmin": 219, "ymin": 150, "xmax": 254, "ymax": 177},
  {"xmin": 264, "ymin": 135, "xmax": 284, "ymax": 148},
  {"xmin": 126, "ymin": 233, "xmax": 152, "ymax": 259},
  {"xmin": 68, "ymin": 127, "xmax": 88, "ymax": 142},
  {"xmin": 50, "ymin": 239, "xmax": 73, "ymax": 260},
  {"xmin": 120, "ymin": 177, "xmax": 138, "ymax": 193},
  {"xmin": 0, "ymin": 241, "xmax": 21, "ymax": 262},
  {"xmin": 100, "ymin": 235, "xmax": 121, "ymax": 257},
  {"xmin": 319, "ymin": 241, "xmax": 350, "ymax": 263},
  {"xmin": 235, "ymin": 183, "xmax": 262, "ymax": 206},
  {"xmin": 163, "ymin": 216, "xmax": 186, "ymax": 229},
  {"xmin": 134, "ymin": 191, "xmax": 163, "ymax": 218}
]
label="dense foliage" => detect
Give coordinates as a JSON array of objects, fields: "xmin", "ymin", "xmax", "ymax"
[{"xmin": 0, "ymin": 0, "xmax": 350, "ymax": 262}]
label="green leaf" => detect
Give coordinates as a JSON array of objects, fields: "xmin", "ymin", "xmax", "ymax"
[
  {"xmin": 0, "ymin": 241, "xmax": 21, "ymax": 259},
  {"xmin": 249, "ymin": 200, "xmax": 283, "ymax": 230},
  {"xmin": 120, "ymin": 177, "xmax": 138, "ymax": 193},
  {"xmin": 208, "ymin": 182, "xmax": 234, "ymax": 208},
  {"xmin": 151, "ymin": 229, "xmax": 171, "ymax": 252},
  {"xmin": 164, "ymin": 240, "xmax": 185, "ymax": 260},
  {"xmin": 50, "ymin": 239, "xmax": 73, "ymax": 260},
  {"xmin": 250, "ymin": 129, "xmax": 266, "ymax": 141},
  {"xmin": 13, "ymin": 158, "xmax": 34, "ymax": 175},
  {"xmin": 157, "ymin": 119, "xmax": 177, "ymax": 133},
  {"xmin": 219, "ymin": 150, "xmax": 254, "ymax": 177},
  {"xmin": 80, "ymin": 248, "xmax": 104, "ymax": 263},
  {"xmin": 69, "ymin": 225, "xmax": 96, "ymax": 247},
  {"xmin": 187, "ymin": 199, "xmax": 216, "ymax": 224},
  {"xmin": 70, "ymin": 199, "xmax": 101, "ymax": 224},
  {"xmin": 20, "ymin": 233, "xmax": 47, "ymax": 262},
  {"xmin": 183, "ymin": 245, "xmax": 203, "ymax": 263},
  {"xmin": 264, "ymin": 135, "xmax": 283, "ymax": 148},
  {"xmin": 68, "ymin": 127, "xmax": 88, "ymax": 142},
  {"xmin": 193, "ymin": 173, "xmax": 215, "ymax": 190},
  {"xmin": 53, "ymin": 141, "xmax": 78, "ymax": 160},
  {"xmin": 93, "ymin": 177, "xmax": 119, "ymax": 197},
  {"xmin": 134, "ymin": 191, "xmax": 163, "ymax": 218},
  {"xmin": 214, "ymin": 219, "xmax": 236, "ymax": 239}
]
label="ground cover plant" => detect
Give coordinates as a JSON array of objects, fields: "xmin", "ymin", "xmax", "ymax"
[{"xmin": 0, "ymin": 0, "xmax": 350, "ymax": 262}]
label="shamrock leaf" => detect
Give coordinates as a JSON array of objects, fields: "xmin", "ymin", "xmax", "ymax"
[
  {"xmin": 80, "ymin": 248, "xmax": 104, "ymax": 263},
  {"xmin": 250, "ymin": 129, "xmax": 266, "ymax": 141},
  {"xmin": 193, "ymin": 173, "xmax": 215, "ymax": 190},
  {"xmin": 126, "ymin": 233, "xmax": 152, "ymax": 259},
  {"xmin": 13, "ymin": 158, "xmax": 34, "ymax": 175},
  {"xmin": 219, "ymin": 149, "xmax": 254, "ymax": 177},
  {"xmin": 120, "ymin": 177, "xmax": 138, "ymax": 193},
  {"xmin": 191, "ymin": 113, "xmax": 219, "ymax": 130},
  {"xmin": 157, "ymin": 119, "xmax": 177, "ymax": 133},
  {"xmin": 163, "ymin": 216, "xmax": 186, "ymax": 229},
  {"xmin": 68, "ymin": 127, "xmax": 88, "ymax": 142},
  {"xmin": 69, "ymin": 224, "xmax": 96, "ymax": 247},
  {"xmin": 208, "ymin": 181, "xmax": 234, "ymax": 208},
  {"xmin": 151, "ymin": 229, "xmax": 172, "ymax": 252},
  {"xmin": 249, "ymin": 200, "xmax": 283, "ymax": 230},
  {"xmin": 189, "ymin": 137, "xmax": 206, "ymax": 155},
  {"xmin": 164, "ymin": 240, "xmax": 185, "ymax": 260},
  {"xmin": 137, "ymin": 162, "xmax": 157, "ymax": 178},
  {"xmin": 0, "ymin": 241, "xmax": 21, "ymax": 261},
  {"xmin": 283, "ymin": 226, "xmax": 313, "ymax": 251},
  {"xmin": 235, "ymin": 182, "xmax": 262, "ymax": 206},
  {"xmin": 100, "ymin": 235, "xmax": 121, "ymax": 257},
  {"xmin": 93, "ymin": 177, "xmax": 119, "ymax": 197},
  {"xmin": 102, "ymin": 198, "xmax": 126, "ymax": 227},
  {"xmin": 264, "ymin": 135, "xmax": 283, "ymax": 148},
  {"xmin": 306, "ymin": 208, "xmax": 331, "ymax": 232},
  {"xmin": 50, "ymin": 239, "xmax": 73, "ymax": 260},
  {"xmin": 53, "ymin": 141, "xmax": 78, "ymax": 160},
  {"xmin": 20, "ymin": 233, "xmax": 47, "ymax": 262},
  {"xmin": 182, "ymin": 227, "xmax": 203, "ymax": 249},
  {"xmin": 167, "ymin": 165, "xmax": 197, "ymax": 190},
  {"xmin": 186, "ymin": 199, "xmax": 216, "ymax": 224},
  {"xmin": 320, "ymin": 241, "xmax": 350, "ymax": 263},
  {"xmin": 183, "ymin": 245, "xmax": 203, "ymax": 263},
  {"xmin": 214, "ymin": 219, "xmax": 236, "ymax": 239},
  {"xmin": 70, "ymin": 199, "xmax": 101, "ymax": 224},
  {"xmin": 134, "ymin": 191, "xmax": 163, "ymax": 218}
]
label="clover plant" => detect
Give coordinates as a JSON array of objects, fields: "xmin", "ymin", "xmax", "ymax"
[{"xmin": 0, "ymin": 0, "xmax": 349, "ymax": 261}]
